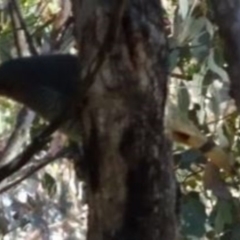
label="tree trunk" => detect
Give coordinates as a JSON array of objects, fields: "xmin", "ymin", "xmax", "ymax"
[
  {"xmin": 72, "ymin": 1, "xmax": 177, "ymax": 239},
  {"xmin": 209, "ymin": 0, "xmax": 240, "ymax": 111}
]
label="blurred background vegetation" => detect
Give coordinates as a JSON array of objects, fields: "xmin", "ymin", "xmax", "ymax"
[
  {"xmin": 0, "ymin": 0, "xmax": 86, "ymax": 239},
  {"xmin": 0, "ymin": 0, "xmax": 239, "ymax": 239}
]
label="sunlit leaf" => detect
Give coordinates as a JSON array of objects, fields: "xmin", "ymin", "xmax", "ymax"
[
  {"xmin": 208, "ymin": 50, "xmax": 229, "ymax": 83},
  {"xmin": 178, "ymin": 0, "xmax": 189, "ymax": 19}
]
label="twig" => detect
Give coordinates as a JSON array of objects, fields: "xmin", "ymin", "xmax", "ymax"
[
  {"xmin": 171, "ymin": 73, "xmax": 192, "ymax": 81},
  {"xmin": 8, "ymin": 2, "xmax": 22, "ymax": 56},
  {"xmin": 32, "ymin": 18, "xmax": 55, "ymax": 37},
  {"xmin": 169, "ymin": 43, "xmax": 206, "ymax": 53},
  {"xmin": 0, "ymin": 108, "xmax": 35, "ymax": 166},
  {"xmin": 0, "ymin": 109, "xmax": 69, "ymax": 183},
  {"xmin": 0, "ymin": 147, "xmax": 72, "ymax": 194},
  {"xmin": 10, "ymin": 0, "xmax": 38, "ymax": 55},
  {"xmin": 51, "ymin": 16, "xmax": 74, "ymax": 51}
]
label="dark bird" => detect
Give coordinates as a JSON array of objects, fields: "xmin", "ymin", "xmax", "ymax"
[{"xmin": 0, "ymin": 54, "xmax": 81, "ymax": 140}]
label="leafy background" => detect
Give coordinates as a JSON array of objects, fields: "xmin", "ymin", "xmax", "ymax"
[
  {"xmin": 0, "ymin": 0, "xmax": 86, "ymax": 239},
  {"xmin": 0, "ymin": 0, "xmax": 239, "ymax": 239},
  {"xmin": 164, "ymin": 0, "xmax": 240, "ymax": 239}
]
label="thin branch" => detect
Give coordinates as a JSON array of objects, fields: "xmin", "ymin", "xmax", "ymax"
[
  {"xmin": 10, "ymin": 0, "xmax": 38, "ymax": 55},
  {"xmin": 169, "ymin": 43, "xmax": 207, "ymax": 53},
  {"xmin": 171, "ymin": 73, "xmax": 192, "ymax": 81},
  {"xmin": 8, "ymin": 2, "xmax": 22, "ymax": 56},
  {"xmin": 32, "ymin": 17, "xmax": 55, "ymax": 36},
  {"xmin": 0, "ymin": 147, "xmax": 72, "ymax": 194},
  {"xmin": 0, "ymin": 108, "xmax": 35, "ymax": 166},
  {"xmin": 0, "ymin": 109, "xmax": 69, "ymax": 183},
  {"xmin": 51, "ymin": 16, "xmax": 74, "ymax": 51}
]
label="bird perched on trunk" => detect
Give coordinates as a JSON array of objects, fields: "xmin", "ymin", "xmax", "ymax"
[{"xmin": 0, "ymin": 54, "xmax": 82, "ymax": 140}]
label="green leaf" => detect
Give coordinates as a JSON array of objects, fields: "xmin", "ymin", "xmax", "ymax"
[
  {"xmin": 169, "ymin": 48, "xmax": 180, "ymax": 72},
  {"xmin": 214, "ymin": 200, "xmax": 233, "ymax": 234},
  {"xmin": 181, "ymin": 192, "xmax": 207, "ymax": 237},
  {"xmin": 176, "ymin": 149, "xmax": 204, "ymax": 170},
  {"xmin": 208, "ymin": 50, "xmax": 229, "ymax": 83},
  {"xmin": 221, "ymin": 224, "xmax": 240, "ymax": 240},
  {"xmin": 42, "ymin": 172, "xmax": 57, "ymax": 197},
  {"xmin": 190, "ymin": 31, "xmax": 209, "ymax": 63},
  {"xmin": 178, "ymin": 81, "xmax": 190, "ymax": 119}
]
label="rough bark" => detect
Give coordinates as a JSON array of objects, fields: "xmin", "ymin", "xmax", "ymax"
[
  {"xmin": 209, "ymin": 0, "xmax": 240, "ymax": 111},
  {"xmin": 72, "ymin": 1, "xmax": 177, "ymax": 239}
]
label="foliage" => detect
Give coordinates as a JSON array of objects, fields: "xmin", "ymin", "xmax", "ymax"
[
  {"xmin": 164, "ymin": 0, "xmax": 240, "ymax": 239},
  {"xmin": 0, "ymin": 0, "xmax": 86, "ymax": 239}
]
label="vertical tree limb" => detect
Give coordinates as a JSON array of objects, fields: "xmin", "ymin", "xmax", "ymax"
[
  {"xmin": 72, "ymin": 0, "xmax": 177, "ymax": 239},
  {"xmin": 209, "ymin": 0, "xmax": 240, "ymax": 111}
]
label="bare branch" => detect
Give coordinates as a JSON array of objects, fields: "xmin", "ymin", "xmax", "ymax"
[
  {"xmin": 0, "ymin": 147, "xmax": 73, "ymax": 194},
  {"xmin": 0, "ymin": 108, "xmax": 35, "ymax": 166},
  {"xmin": 0, "ymin": 109, "xmax": 69, "ymax": 183},
  {"xmin": 10, "ymin": 0, "xmax": 38, "ymax": 55}
]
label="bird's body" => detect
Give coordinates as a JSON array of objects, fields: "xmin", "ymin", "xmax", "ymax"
[{"xmin": 0, "ymin": 54, "xmax": 81, "ymax": 140}]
